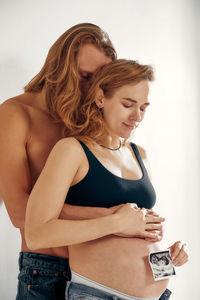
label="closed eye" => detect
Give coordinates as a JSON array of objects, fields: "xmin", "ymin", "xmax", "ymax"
[
  {"xmin": 140, "ymin": 106, "xmax": 149, "ymax": 112},
  {"xmin": 123, "ymin": 103, "xmax": 133, "ymax": 108}
]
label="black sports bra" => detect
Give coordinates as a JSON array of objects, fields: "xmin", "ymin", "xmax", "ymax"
[{"xmin": 65, "ymin": 141, "xmax": 156, "ymax": 209}]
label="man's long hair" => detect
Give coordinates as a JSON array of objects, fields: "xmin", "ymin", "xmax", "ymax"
[{"xmin": 24, "ymin": 23, "xmax": 116, "ymax": 123}]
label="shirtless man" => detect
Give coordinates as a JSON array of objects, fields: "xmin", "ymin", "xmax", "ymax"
[{"xmin": 0, "ymin": 23, "xmax": 117, "ymax": 300}]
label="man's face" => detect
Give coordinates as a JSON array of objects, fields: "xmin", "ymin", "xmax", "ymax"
[{"xmin": 77, "ymin": 44, "xmax": 112, "ymax": 97}]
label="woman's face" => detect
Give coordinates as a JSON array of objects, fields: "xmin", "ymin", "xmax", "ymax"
[
  {"xmin": 102, "ymin": 80, "xmax": 150, "ymax": 139},
  {"xmin": 77, "ymin": 44, "xmax": 112, "ymax": 98}
]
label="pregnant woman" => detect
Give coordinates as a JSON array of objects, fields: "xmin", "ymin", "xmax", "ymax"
[{"xmin": 25, "ymin": 59, "xmax": 188, "ymax": 300}]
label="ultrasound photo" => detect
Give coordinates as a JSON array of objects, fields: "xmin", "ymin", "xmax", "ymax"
[{"xmin": 149, "ymin": 250, "xmax": 176, "ymax": 281}]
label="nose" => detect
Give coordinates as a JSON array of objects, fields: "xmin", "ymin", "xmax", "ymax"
[{"xmin": 130, "ymin": 108, "xmax": 142, "ymax": 122}]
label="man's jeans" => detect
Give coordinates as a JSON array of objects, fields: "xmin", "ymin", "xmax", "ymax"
[{"xmin": 16, "ymin": 252, "xmax": 71, "ymax": 300}]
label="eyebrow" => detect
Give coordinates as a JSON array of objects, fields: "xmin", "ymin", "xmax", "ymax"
[{"xmin": 122, "ymin": 97, "xmax": 150, "ymax": 106}]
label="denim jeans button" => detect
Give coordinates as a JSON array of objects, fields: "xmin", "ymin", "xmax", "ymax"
[{"xmin": 33, "ymin": 270, "xmax": 37, "ymax": 275}]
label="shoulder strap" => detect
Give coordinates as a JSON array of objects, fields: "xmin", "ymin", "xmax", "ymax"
[
  {"xmin": 130, "ymin": 143, "xmax": 148, "ymax": 176},
  {"xmin": 78, "ymin": 140, "xmax": 101, "ymax": 168}
]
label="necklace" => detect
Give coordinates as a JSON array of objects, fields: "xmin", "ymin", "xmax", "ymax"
[{"xmin": 100, "ymin": 140, "xmax": 122, "ymax": 151}]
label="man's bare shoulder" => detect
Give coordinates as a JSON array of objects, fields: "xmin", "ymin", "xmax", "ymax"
[
  {"xmin": 0, "ymin": 94, "xmax": 31, "ymax": 122},
  {"xmin": 0, "ymin": 94, "xmax": 31, "ymax": 137}
]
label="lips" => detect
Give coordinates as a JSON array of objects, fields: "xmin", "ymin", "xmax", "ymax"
[{"xmin": 123, "ymin": 122, "xmax": 136, "ymax": 130}]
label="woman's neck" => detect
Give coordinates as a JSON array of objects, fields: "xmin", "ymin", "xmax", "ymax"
[{"xmin": 101, "ymin": 135, "xmax": 122, "ymax": 150}]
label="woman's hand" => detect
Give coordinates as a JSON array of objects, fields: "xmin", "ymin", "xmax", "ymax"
[
  {"xmin": 113, "ymin": 203, "xmax": 164, "ymax": 239},
  {"xmin": 110, "ymin": 205, "xmax": 164, "ymax": 241},
  {"xmin": 144, "ymin": 209, "xmax": 165, "ymax": 242},
  {"xmin": 169, "ymin": 241, "xmax": 189, "ymax": 267}
]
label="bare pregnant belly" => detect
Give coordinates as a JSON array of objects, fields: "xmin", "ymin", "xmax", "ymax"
[{"xmin": 69, "ymin": 236, "xmax": 169, "ymax": 298}]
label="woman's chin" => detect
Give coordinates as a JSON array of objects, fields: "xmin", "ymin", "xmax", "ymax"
[{"xmin": 120, "ymin": 132, "xmax": 132, "ymax": 140}]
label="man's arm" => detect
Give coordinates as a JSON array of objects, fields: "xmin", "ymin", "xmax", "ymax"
[
  {"xmin": 0, "ymin": 101, "xmax": 32, "ymax": 228},
  {"xmin": 0, "ymin": 101, "xmax": 113, "ymax": 229},
  {"xmin": 59, "ymin": 204, "xmax": 112, "ymax": 220}
]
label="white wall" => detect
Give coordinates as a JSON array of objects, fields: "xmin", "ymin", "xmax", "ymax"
[{"xmin": 0, "ymin": 0, "xmax": 199, "ymax": 299}]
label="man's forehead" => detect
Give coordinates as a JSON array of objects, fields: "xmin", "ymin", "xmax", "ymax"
[
  {"xmin": 79, "ymin": 58, "xmax": 111, "ymax": 74},
  {"xmin": 77, "ymin": 44, "xmax": 111, "ymax": 73},
  {"xmin": 79, "ymin": 61, "xmax": 98, "ymax": 73}
]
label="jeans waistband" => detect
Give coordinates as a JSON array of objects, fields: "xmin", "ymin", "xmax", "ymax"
[
  {"xmin": 19, "ymin": 251, "xmax": 70, "ymax": 273},
  {"xmin": 70, "ymin": 272, "xmax": 159, "ymax": 300},
  {"xmin": 68, "ymin": 282, "xmax": 161, "ymax": 300}
]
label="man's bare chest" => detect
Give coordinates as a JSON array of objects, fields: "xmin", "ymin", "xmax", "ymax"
[{"xmin": 26, "ymin": 118, "xmax": 63, "ymax": 185}]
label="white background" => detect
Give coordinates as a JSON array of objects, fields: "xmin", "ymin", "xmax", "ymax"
[{"xmin": 0, "ymin": 0, "xmax": 199, "ymax": 299}]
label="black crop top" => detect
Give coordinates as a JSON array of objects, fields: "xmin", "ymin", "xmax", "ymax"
[{"xmin": 65, "ymin": 141, "xmax": 156, "ymax": 209}]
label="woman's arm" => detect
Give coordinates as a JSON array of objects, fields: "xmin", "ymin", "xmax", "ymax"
[
  {"xmin": 25, "ymin": 138, "xmax": 162, "ymax": 250},
  {"xmin": 25, "ymin": 138, "xmax": 119, "ymax": 249}
]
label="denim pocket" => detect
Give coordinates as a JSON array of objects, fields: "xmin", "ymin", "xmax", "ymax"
[
  {"xmin": 17, "ymin": 267, "xmax": 66, "ymax": 300},
  {"xmin": 26, "ymin": 284, "xmax": 56, "ymax": 300}
]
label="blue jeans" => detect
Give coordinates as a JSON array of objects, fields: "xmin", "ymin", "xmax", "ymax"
[
  {"xmin": 158, "ymin": 289, "xmax": 171, "ymax": 300},
  {"xmin": 67, "ymin": 282, "xmax": 172, "ymax": 300},
  {"xmin": 16, "ymin": 251, "xmax": 71, "ymax": 300}
]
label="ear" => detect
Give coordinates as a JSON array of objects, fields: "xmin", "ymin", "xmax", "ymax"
[{"xmin": 94, "ymin": 88, "xmax": 105, "ymax": 109}]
